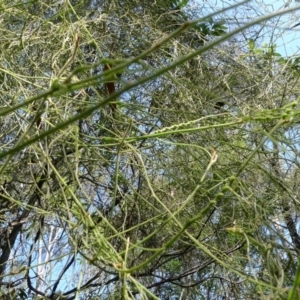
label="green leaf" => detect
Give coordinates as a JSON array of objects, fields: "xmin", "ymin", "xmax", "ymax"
[
  {"xmin": 248, "ymin": 38, "xmax": 256, "ymax": 51},
  {"xmin": 177, "ymin": 0, "xmax": 188, "ymax": 8}
]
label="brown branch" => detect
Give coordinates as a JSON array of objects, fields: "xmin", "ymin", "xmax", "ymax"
[{"xmin": 103, "ymin": 63, "xmax": 117, "ymax": 114}]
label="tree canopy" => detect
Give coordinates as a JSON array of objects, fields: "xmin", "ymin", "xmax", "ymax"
[{"xmin": 1, "ymin": 0, "xmax": 300, "ymax": 299}]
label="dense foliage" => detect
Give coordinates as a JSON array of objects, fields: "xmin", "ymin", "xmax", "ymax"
[{"xmin": 1, "ymin": 0, "xmax": 300, "ymax": 299}]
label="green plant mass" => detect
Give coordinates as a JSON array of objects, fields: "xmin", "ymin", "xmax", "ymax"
[{"xmin": 1, "ymin": 0, "xmax": 300, "ymax": 299}]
